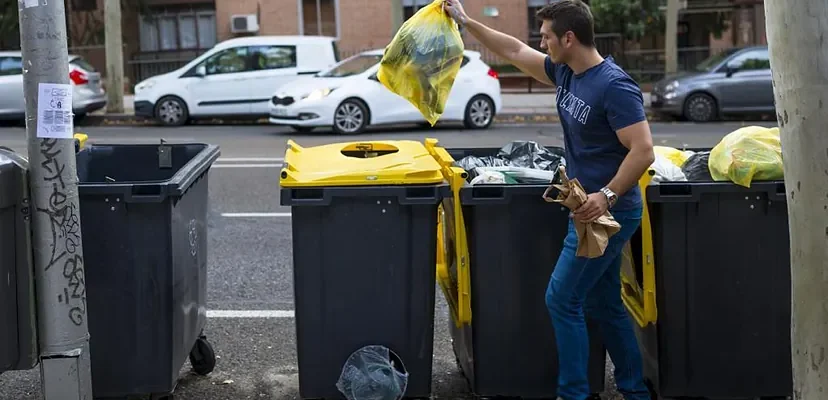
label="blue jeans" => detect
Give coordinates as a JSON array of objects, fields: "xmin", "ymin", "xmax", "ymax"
[{"xmin": 545, "ymin": 208, "xmax": 651, "ymax": 400}]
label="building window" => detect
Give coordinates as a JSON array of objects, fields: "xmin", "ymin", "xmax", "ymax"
[
  {"xmin": 302, "ymin": 0, "xmax": 338, "ymax": 37},
  {"xmin": 403, "ymin": 0, "xmax": 430, "ymax": 20},
  {"xmin": 139, "ymin": 9, "xmax": 217, "ymax": 52}
]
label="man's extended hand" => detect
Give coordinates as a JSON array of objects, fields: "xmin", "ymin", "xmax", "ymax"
[
  {"xmin": 443, "ymin": 0, "xmax": 468, "ymax": 26},
  {"xmin": 573, "ymin": 192, "xmax": 609, "ymax": 223}
]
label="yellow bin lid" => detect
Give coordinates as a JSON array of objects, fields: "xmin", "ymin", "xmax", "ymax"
[{"xmin": 280, "ymin": 139, "xmax": 445, "ymax": 187}]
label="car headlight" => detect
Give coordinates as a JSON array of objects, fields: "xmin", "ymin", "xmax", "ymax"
[
  {"xmin": 135, "ymin": 80, "xmax": 156, "ymax": 92},
  {"xmin": 664, "ymin": 80, "xmax": 679, "ymax": 92},
  {"xmin": 304, "ymin": 88, "xmax": 333, "ymax": 101}
]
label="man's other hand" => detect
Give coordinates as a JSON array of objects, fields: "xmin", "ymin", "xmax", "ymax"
[{"xmin": 573, "ymin": 192, "xmax": 609, "ymax": 223}]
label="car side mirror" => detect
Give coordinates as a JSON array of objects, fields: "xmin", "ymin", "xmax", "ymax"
[
  {"xmin": 725, "ymin": 61, "xmax": 741, "ymax": 77},
  {"xmin": 196, "ymin": 65, "xmax": 207, "ymax": 77},
  {"xmin": 368, "ymin": 72, "xmax": 379, "ymax": 82}
]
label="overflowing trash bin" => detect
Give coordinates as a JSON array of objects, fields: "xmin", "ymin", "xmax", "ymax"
[
  {"xmin": 424, "ymin": 139, "xmax": 606, "ymax": 398},
  {"xmin": 0, "ymin": 151, "xmax": 38, "ymax": 376},
  {"xmin": 616, "ymin": 125, "xmax": 792, "ymax": 399},
  {"xmin": 279, "ymin": 139, "xmax": 448, "ymax": 399},
  {"xmin": 638, "ymin": 179, "xmax": 791, "ymax": 399},
  {"xmin": 75, "ymin": 141, "xmax": 220, "ymax": 398}
]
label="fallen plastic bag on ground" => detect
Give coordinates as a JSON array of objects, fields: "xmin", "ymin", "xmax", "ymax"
[
  {"xmin": 455, "ymin": 140, "xmax": 566, "ymax": 183},
  {"xmin": 543, "ymin": 165, "xmax": 621, "ymax": 258},
  {"xmin": 708, "ymin": 126, "xmax": 783, "ymax": 187},
  {"xmin": 336, "ymin": 345, "xmax": 409, "ymax": 400},
  {"xmin": 377, "ymin": 0, "xmax": 464, "ymax": 126},
  {"xmin": 654, "ymin": 146, "xmax": 694, "ymax": 168},
  {"xmin": 681, "ymin": 151, "xmax": 712, "ymax": 181},
  {"xmin": 650, "ymin": 154, "xmax": 687, "ymax": 183}
]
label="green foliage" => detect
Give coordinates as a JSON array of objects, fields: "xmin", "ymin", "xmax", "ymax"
[{"xmin": 589, "ymin": 0, "xmax": 665, "ymax": 39}]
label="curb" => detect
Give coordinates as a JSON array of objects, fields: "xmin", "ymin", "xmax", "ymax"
[{"xmin": 78, "ymin": 110, "xmax": 667, "ymax": 127}]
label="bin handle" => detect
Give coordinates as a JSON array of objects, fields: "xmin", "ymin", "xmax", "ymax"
[{"xmin": 125, "ymin": 184, "xmax": 166, "ymax": 203}]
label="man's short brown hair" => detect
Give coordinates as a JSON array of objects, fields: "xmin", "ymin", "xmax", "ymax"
[{"xmin": 536, "ymin": 0, "xmax": 595, "ymax": 47}]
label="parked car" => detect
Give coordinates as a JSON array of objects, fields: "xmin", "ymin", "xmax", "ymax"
[
  {"xmin": 650, "ymin": 45, "xmax": 774, "ymax": 122},
  {"xmin": 267, "ymin": 49, "xmax": 502, "ymax": 134},
  {"xmin": 133, "ymin": 35, "xmax": 340, "ymax": 126},
  {"xmin": 0, "ymin": 51, "xmax": 107, "ymax": 121}
]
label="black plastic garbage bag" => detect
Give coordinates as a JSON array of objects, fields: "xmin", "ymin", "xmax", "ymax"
[
  {"xmin": 453, "ymin": 140, "xmax": 566, "ymax": 182},
  {"xmin": 681, "ymin": 151, "xmax": 713, "ymax": 181},
  {"xmin": 496, "ymin": 140, "xmax": 566, "ymax": 170},
  {"xmin": 336, "ymin": 345, "xmax": 409, "ymax": 400}
]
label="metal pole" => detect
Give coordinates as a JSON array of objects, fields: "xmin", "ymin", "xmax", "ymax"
[{"xmin": 16, "ymin": 0, "xmax": 94, "ymax": 399}]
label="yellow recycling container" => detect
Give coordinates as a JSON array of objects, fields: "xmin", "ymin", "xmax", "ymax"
[{"xmin": 278, "ymin": 139, "xmax": 448, "ymax": 400}]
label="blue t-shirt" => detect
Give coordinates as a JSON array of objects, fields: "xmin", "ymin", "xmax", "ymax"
[{"xmin": 544, "ymin": 55, "xmax": 646, "ymax": 211}]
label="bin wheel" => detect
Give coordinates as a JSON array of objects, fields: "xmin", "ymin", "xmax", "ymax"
[{"xmin": 189, "ymin": 336, "xmax": 216, "ymax": 376}]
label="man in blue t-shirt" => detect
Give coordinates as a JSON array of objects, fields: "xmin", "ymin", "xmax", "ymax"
[{"xmin": 443, "ymin": 1, "xmax": 655, "ymax": 399}]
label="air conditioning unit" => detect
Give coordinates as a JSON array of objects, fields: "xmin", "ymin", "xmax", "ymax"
[{"xmin": 231, "ymin": 14, "xmax": 259, "ymax": 33}]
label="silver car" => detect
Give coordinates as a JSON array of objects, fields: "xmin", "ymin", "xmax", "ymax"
[
  {"xmin": 650, "ymin": 46, "xmax": 775, "ymax": 122},
  {"xmin": 0, "ymin": 51, "xmax": 107, "ymax": 121}
]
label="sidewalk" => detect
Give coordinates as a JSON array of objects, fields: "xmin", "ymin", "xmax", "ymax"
[{"xmin": 95, "ymin": 93, "xmax": 653, "ymax": 117}]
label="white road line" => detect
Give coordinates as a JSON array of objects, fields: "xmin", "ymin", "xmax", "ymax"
[
  {"xmin": 217, "ymin": 157, "xmax": 284, "ymax": 162},
  {"xmin": 221, "ymin": 212, "xmax": 292, "ymax": 218},
  {"xmin": 212, "ymin": 163, "xmax": 284, "ymax": 168},
  {"xmin": 207, "ymin": 310, "xmax": 295, "ymax": 318}
]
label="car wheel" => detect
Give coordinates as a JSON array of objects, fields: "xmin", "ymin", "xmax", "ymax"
[
  {"xmin": 464, "ymin": 95, "xmax": 494, "ymax": 129},
  {"xmin": 333, "ymin": 99, "xmax": 369, "ymax": 134},
  {"xmin": 155, "ymin": 96, "xmax": 189, "ymax": 126},
  {"xmin": 291, "ymin": 125, "xmax": 315, "ymax": 133},
  {"xmin": 683, "ymin": 93, "xmax": 717, "ymax": 122}
]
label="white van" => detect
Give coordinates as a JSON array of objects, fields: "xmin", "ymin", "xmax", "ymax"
[{"xmin": 133, "ymin": 35, "xmax": 339, "ymax": 126}]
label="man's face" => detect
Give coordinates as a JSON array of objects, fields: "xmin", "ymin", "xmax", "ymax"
[{"xmin": 539, "ymin": 20, "xmax": 571, "ymax": 63}]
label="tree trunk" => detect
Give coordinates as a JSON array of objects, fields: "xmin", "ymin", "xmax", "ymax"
[{"xmin": 764, "ymin": 2, "xmax": 828, "ymax": 399}]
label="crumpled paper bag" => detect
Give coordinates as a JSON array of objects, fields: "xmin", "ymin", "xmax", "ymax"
[{"xmin": 542, "ymin": 165, "xmax": 621, "ymax": 258}]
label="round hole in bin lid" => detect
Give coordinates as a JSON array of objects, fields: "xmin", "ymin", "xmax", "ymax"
[
  {"xmin": 336, "ymin": 345, "xmax": 409, "ymax": 400},
  {"xmin": 341, "ymin": 143, "xmax": 400, "ymax": 159}
]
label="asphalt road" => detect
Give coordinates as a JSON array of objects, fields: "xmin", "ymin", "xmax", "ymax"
[{"xmin": 0, "ymin": 121, "xmax": 776, "ymax": 400}]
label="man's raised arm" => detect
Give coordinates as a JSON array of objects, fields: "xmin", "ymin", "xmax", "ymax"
[{"xmin": 444, "ymin": 0, "xmax": 553, "ymax": 85}]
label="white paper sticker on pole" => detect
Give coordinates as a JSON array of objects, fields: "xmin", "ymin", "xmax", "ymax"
[
  {"xmin": 36, "ymin": 83, "xmax": 74, "ymax": 139},
  {"xmin": 23, "ymin": 0, "xmax": 40, "ymax": 8}
]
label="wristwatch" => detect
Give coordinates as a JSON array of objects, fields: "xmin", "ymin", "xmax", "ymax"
[{"xmin": 600, "ymin": 187, "xmax": 618, "ymax": 208}]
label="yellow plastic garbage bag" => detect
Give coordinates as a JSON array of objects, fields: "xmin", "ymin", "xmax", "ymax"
[
  {"xmin": 709, "ymin": 125, "xmax": 783, "ymax": 187},
  {"xmin": 377, "ymin": 0, "xmax": 464, "ymax": 126},
  {"xmin": 653, "ymin": 146, "xmax": 693, "ymax": 168}
]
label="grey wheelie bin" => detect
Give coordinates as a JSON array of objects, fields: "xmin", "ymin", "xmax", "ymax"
[
  {"xmin": 75, "ymin": 142, "xmax": 221, "ymax": 399},
  {"xmin": 425, "ymin": 139, "xmax": 607, "ymax": 399},
  {"xmin": 0, "ymin": 152, "xmax": 38, "ymax": 376},
  {"xmin": 279, "ymin": 139, "xmax": 448, "ymax": 400},
  {"xmin": 633, "ymin": 178, "xmax": 792, "ymax": 400}
]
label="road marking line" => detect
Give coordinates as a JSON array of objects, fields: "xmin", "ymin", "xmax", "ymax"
[
  {"xmin": 207, "ymin": 310, "xmax": 295, "ymax": 318},
  {"xmin": 221, "ymin": 212, "xmax": 292, "ymax": 218},
  {"xmin": 212, "ymin": 163, "xmax": 284, "ymax": 168},
  {"xmin": 218, "ymin": 157, "xmax": 284, "ymax": 162}
]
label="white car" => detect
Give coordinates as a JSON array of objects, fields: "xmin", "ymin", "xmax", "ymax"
[
  {"xmin": 133, "ymin": 35, "xmax": 340, "ymax": 126},
  {"xmin": 0, "ymin": 52, "xmax": 107, "ymax": 121},
  {"xmin": 268, "ymin": 49, "xmax": 502, "ymax": 134}
]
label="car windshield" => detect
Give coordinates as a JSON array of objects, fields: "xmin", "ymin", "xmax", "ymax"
[
  {"xmin": 317, "ymin": 54, "xmax": 382, "ymax": 78},
  {"xmin": 694, "ymin": 48, "xmax": 740, "ymax": 72}
]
